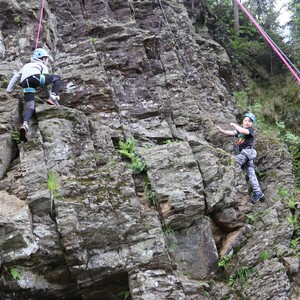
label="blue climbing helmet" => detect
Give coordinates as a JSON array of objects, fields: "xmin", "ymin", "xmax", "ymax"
[
  {"xmin": 32, "ymin": 48, "xmax": 53, "ymax": 61},
  {"xmin": 244, "ymin": 112, "xmax": 256, "ymax": 123}
]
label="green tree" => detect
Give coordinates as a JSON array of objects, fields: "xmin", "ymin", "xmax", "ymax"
[
  {"xmin": 288, "ymin": 0, "xmax": 300, "ymax": 65},
  {"xmin": 243, "ymin": 0, "xmax": 278, "ymax": 28},
  {"xmin": 205, "ymin": 0, "xmax": 292, "ymax": 75}
]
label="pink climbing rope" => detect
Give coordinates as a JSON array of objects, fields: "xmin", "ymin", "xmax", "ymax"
[
  {"xmin": 35, "ymin": 0, "xmax": 45, "ymax": 49},
  {"xmin": 235, "ymin": 0, "xmax": 300, "ymax": 84}
]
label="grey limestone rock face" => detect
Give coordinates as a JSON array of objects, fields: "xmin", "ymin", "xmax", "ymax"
[{"xmin": 0, "ymin": 0, "xmax": 298, "ymax": 299}]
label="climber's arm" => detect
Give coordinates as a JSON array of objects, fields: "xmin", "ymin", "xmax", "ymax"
[{"xmin": 216, "ymin": 126, "xmax": 237, "ymax": 136}]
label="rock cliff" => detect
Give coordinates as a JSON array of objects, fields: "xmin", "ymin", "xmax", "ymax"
[{"xmin": 0, "ymin": 0, "xmax": 299, "ymax": 299}]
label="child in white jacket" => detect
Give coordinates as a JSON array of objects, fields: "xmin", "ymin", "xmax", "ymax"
[{"xmin": 6, "ymin": 48, "xmax": 62, "ymax": 142}]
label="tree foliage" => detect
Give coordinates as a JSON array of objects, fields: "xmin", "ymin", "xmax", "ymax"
[
  {"xmin": 243, "ymin": 0, "xmax": 278, "ymax": 28},
  {"xmin": 288, "ymin": 0, "xmax": 300, "ymax": 64},
  {"xmin": 205, "ymin": 0, "xmax": 300, "ymax": 84}
]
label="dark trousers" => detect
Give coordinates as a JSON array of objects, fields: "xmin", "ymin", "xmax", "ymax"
[{"xmin": 21, "ymin": 74, "xmax": 62, "ymax": 123}]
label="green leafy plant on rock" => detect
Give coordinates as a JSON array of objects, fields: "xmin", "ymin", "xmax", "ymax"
[
  {"xmin": 288, "ymin": 215, "xmax": 299, "ymax": 231},
  {"xmin": 14, "ymin": 15, "xmax": 21, "ymax": 25},
  {"xmin": 278, "ymin": 187, "xmax": 299, "ymax": 209},
  {"xmin": 10, "ymin": 267, "xmax": 22, "ymax": 280},
  {"xmin": 228, "ymin": 266, "xmax": 252, "ymax": 288},
  {"xmin": 161, "ymin": 220, "xmax": 174, "ymax": 236},
  {"xmin": 278, "ymin": 187, "xmax": 290, "ymax": 198},
  {"xmin": 259, "ymin": 250, "xmax": 271, "ymax": 261},
  {"xmin": 131, "ymin": 156, "xmax": 147, "ymax": 173},
  {"xmin": 245, "ymin": 213, "xmax": 255, "ymax": 224},
  {"xmin": 287, "ymin": 196, "xmax": 299, "ymax": 210},
  {"xmin": 47, "ymin": 171, "xmax": 61, "ymax": 218},
  {"xmin": 218, "ymin": 254, "xmax": 233, "ymax": 268},
  {"xmin": 47, "ymin": 171, "xmax": 61, "ymax": 197},
  {"xmin": 118, "ymin": 138, "xmax": 148, "ymax": 174},
  {"xmin": 290, "ymin": 238, "xmax": 299, "ymax": 250},
  {"xmin": 117, "ymin": 290, "xmax": 130, "ymax": 300},
  {"xmin": 1, "ymin": 78, "xmax": 9, "ymax": 88},
  {"xmin": 163, "ymin": 139, "xmax": 181, "ymax": 145},
  {"xmin": 91, "ymin": 37, "xmax": 98, "ymax": 44},
  {"xmin": 12, "ymin": 131, "xmax": 19, "ymax": 142},
  {"xmin": 144, "ymin": 176, "xmax": 157, "ymax": 206},
  {"xmin": 146, "ymin": 189, "xmax": 156, "ymax": 206},
  {"xmin": 118, "ymin": 138, "xmax": 136, "ymax": 160}
]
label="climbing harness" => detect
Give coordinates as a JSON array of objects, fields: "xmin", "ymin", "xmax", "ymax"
[
  {"xmin": 234, "ymin": 0, "xmax": 300, "ymax": 84},
  {"xmin": 157, "ymin": 0, "xmax": 201, "ymax": 85},
  {"xmin": 23, "ymin": 87, "xmax": 36, "ymax": 93},
  {"xmin": 35, "ymin": 0, "xmax": 45, "ymax": 49},
  {"xmin": 32, "ymin": 74, "xmax": 46, "ymax": 87},
  {"xmin": 39, "ymin": 74, "xmax": 45, "ymax": 87},
  {"xmin": 22, "ymin": 74, "xmax": 45, "ymax": 94}
]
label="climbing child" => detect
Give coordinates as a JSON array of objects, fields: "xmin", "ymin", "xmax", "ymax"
[
  {"xmin": 6, "ymin": 48, "xmax": 62, "ymax": 142},
  {"xmin": 217, "ymin": 112, "xmax": 264, "ymax": 204}
]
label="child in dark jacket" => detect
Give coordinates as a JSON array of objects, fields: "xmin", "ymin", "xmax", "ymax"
[
  {"xmin": 217, "ymin": 112, "xmax": 264, "ymax": 204},
  {"xmin": 6, "ymin": 48, "xmax": 62, "ymax": 142}
]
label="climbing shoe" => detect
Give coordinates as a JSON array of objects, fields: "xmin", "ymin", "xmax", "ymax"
[
  {"xmin": 251, "ymin": 192, "xmax": 264, "ymax": 204},
  {"xmin": 19, "ymin": 122, "xmax": 29, "ymax": 142},
  {"xmin": 47, "ymin": 93, "xmax": 61, "ymax": 106}
]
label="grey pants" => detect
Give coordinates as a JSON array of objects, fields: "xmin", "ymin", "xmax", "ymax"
[{"xmin": 236, "ymin": 149, "xmax": 262, "ymax": 194}]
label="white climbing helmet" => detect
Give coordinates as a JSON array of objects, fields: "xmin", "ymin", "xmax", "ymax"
[{"xmin": 32, "ymin": 48, "xmax": 53, "ymax": 61}]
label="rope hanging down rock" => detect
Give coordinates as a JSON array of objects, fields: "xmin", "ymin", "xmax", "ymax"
[{"xmin": 35, "ymin": 0, "xmax": 45, "ymax": 49}]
